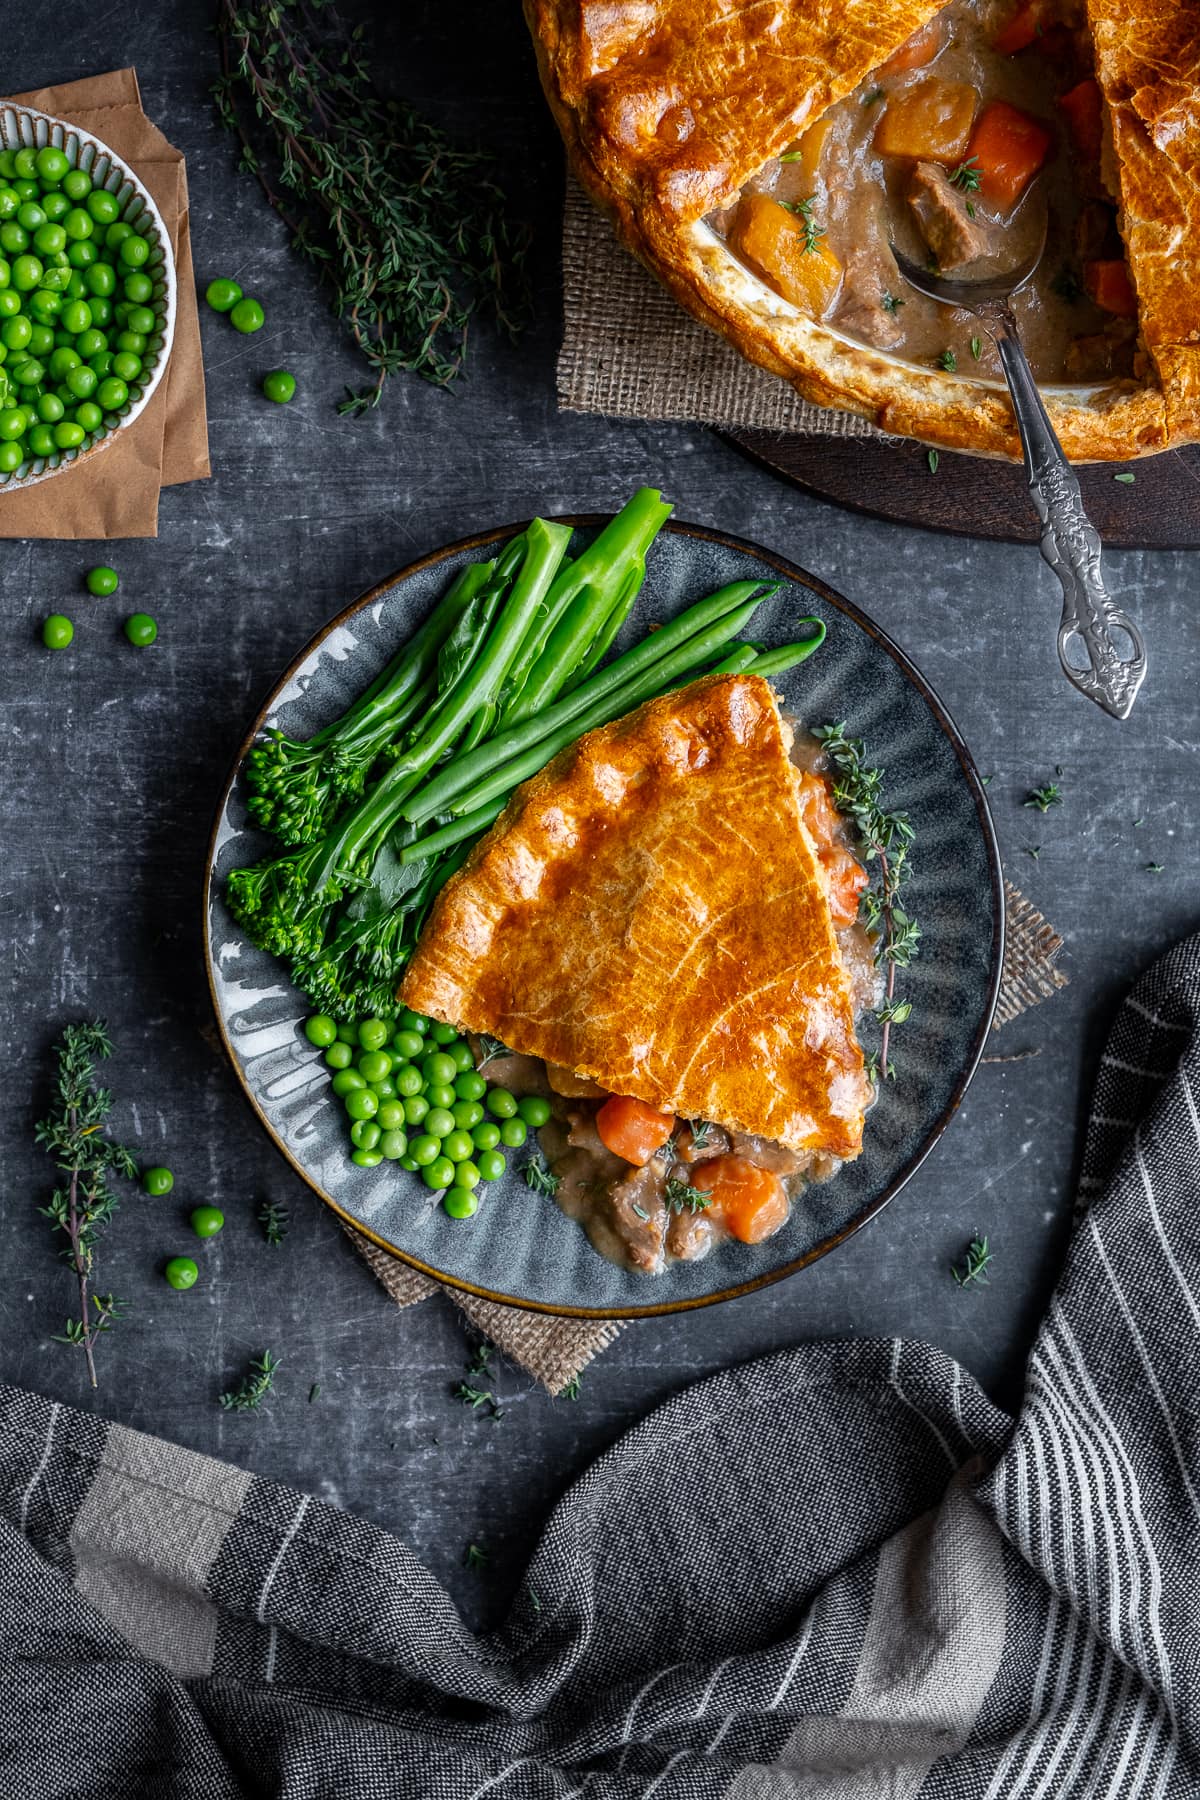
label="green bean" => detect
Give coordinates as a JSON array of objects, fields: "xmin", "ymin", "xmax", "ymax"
[
  {"xmin": 404, "ymin": 580, "xmax": 770, "ymax": 826},
  {"xmin": 400, "ymin": 800, "xmax": 504, "ymax": 864}
]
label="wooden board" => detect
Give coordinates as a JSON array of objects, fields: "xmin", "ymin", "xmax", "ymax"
[{"xmin": 725, "ymin": 431, "xmax": 1200, "ymax": 548}]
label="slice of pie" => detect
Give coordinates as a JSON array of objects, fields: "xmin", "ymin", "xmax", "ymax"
[
  {"xmin": 524, "ymin": 0, "xmax": 1200, "ymax": 462},
  {"xmin": 400, "ymin": 673, "xmax": 871, "ymax": 1158}
]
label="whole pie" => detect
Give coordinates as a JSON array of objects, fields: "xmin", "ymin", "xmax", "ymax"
[{"xmin": 524, "ymin": 0, "xmax": 1200, "ymax": 461}]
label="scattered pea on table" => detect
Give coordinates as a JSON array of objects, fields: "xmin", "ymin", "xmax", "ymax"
[
  {"xmin": 204, "ymin": 277, "xmax": 242, "ymax": 313},
  {"xmin": 85, "ymin": 565, "xmax": 119, "ymax": 596},
  {"xmin": 164, "ymin": 1256, "xmax": 199, "ymax": 1291},
  {"xmin": 142, "ymin": 1165, "xmax": 174, "ymax": 1195},
  {"xmin": 262, "ymin": 368, "xmax": 296, "ymax": 404},
  {"xmin": 124, "ymin": 612, "xmax": 158, "ymax": 647},
  {"xmin": 189, "ymin": 1206, "xmax": 225, "ymax": 1238},
  {"xmin": 41, "ymin": 614, "xmax": 73, "ymax": 650},
  {"xmin": 230, "ymin": 296, "xmax": 265, "ymax": 334}
]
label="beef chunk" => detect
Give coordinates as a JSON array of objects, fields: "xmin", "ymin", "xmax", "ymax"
[
  {"xmin": 608, "ymin": 1165, "xmax": 668, "ymax": 1273},
  {"xmin": 908, "ymin": 161, "xmax": 991, "ymax": 270},
  {"xmin": 833, "ymin": 263, "xmax": 904, "ymax": 348}
]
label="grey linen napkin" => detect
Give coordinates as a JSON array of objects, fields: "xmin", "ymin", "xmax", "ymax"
[
  {"xmin": 345, "ymin": 878, "xmax": 1067, "ymax": 1390},
  {"xmin": 2, "ymin": 930, "xmax": 1190, "ymax": 1796}
]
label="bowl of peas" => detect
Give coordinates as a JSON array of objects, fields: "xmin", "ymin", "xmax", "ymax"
[{"xmin": 0, "ymin": 103, "xmax": 176, "ymax": 490}]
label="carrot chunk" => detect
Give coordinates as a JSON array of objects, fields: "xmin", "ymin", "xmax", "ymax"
[
  {"xmin": 732, "ymin": 192, "xmax": 843, "ymax": 317},
  {"xmin": 993, "ymin": 0, "xmax": 1045, "ymax": 55},
  {"xmin": 691, "ymin": 1156, "xmax": 790, "ymax": 1245},
  {"xmin": 967, "ymin": 101, "xmax": 1053, "ymax": 211},
  {"xmin": 873, "ymin": 79, "xmax": 977, "ymax": 164},
  {"xmin": 1084, "ymin": 259, "xmax": 1138, "ymax": 318},
  {"xmin": 595, "ymin": 1094, "xmax": 676, "ymax": 1166},
  {"xmin": 879, "ymin": 18, "xmax": 943, "ymax": 76},
  {"xmin": 1059, "ymin": 78, "xmax": 1103, "ymax": 164}
]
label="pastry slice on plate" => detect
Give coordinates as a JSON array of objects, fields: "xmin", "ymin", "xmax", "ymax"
[{"xmin": 400, "ymin": 672, "xmax": 871, "ymax": 1161}]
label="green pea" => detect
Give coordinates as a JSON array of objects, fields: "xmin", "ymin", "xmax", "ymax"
[
  {"xmin": 16, "ymin": 202, "xmax": 46, "ymax": 233},
  {"xmin": 33, "ymin": 223, "xmax": 66, "ymax": 257},
  {"xmin": 11, "ymin": 254, "xmax": 42, "ymax": 292},
  {"xmin": 85, "ymin": 261, "xmax": 115, "ymax": 297},
  {"xmin": 124, "ymin": 305, "xmax": 155, "ymax": 335},
  {"xmin": 402, "ymin": 1094, "xmax": 429, "ymax": 1127},
  {"xmin": 35, "ymin": 145, "xmax": 69, "ymax": 184},
  {"xmin": 123, "ymin": 612, "xmax": 157, "ymax": 647},
  {"xmin": 0, "ymin": 442, "xmax": 22, "ymax": 472},
  {"xmin": 486, "ymin": 1087, "xmax": 518, "ymax": 1119},
  {"xmin": 428, "ymin": 1022, "xmax": 457, "ymax": 1046},
  {"xmin": 86, "ymin": 189, "xmax": 120, "ymax": 225},
  {"xmin": 189, "ymin": 1206, "xmax": 225, "ymax": 1238},
  {"xmin": 230, "ymin": 295, "xmax": 265, "ymax": 333},
  {"xmin": 422, "ymin": 1157, "xmax": 455, "ymax": 1190},
  {"xmin": 441, "ymin": 1130, "xmax": 474, "ymax": 1163},
  {"xmin": 324, "ymin": 1040, "xmax": 353, "ymax": 1070},
  {"xmin": 42, "ymin": 614, "xmax": 73, "ymax": 649},
  {"xmin": 517, "ymin": 1096, "xmax": 552, "ymax": 1128},
  {"xmin": 13, "ymin": 357, "xmax": 44, "ymax": 386},
  {"xmin": 204, "ymin": 277, "xmax": 242, "ymax": 313},
  {"xmin": 499, "ymin": 1117, "xmax": 528, "ymax": 1148},
  {"xmin": 448, "ymin": 1040, "xmax": 474, "ymax": 1072},
  {"xmin": 164, "ymin": 1256, "xmax": 199, "ymax": 1290},
  {"xmin": 42, "ymin": 191, "xmax": 69, "ymax": 222},
  {"xmin": 74, "ymin": 401, "xmax": 103, "ymax": 434},
  {"xmin": 377, "ymin": 1100, "xmax": 406, "ymax": 1132},
  {"xmin": 476, "ymin": 1149, "xmax": 506, "ymax": 1183},
  {"xmin": 454, "ymin": 1071, "xmax": 486, "ymax": 1103},
  {"xmin": 373, "ymin": 1077, "xmax": 396, "ymax": 1100},
  {"xmin": 422, "ymin": 1051, "xmax": 457, "ymax": 1088},
  {"xmin": 398, "ymin": 1009, "xmax": 429, "ymax": 1035},
  {"xmin": 12, "ymin": 149, "xmax": 38, "ymax": 180},
  {"xmin": 115, "ymin": 331, "xmax": 145, "ymax": 356},
  {"xmin": 74, "ymin": 330, "xmax": 105, "ymax": 361},
  {"xmin": 392, "ymin": 1029, "xmax": 424, "ymax": 1060},
  {"xmin": 0, "ymin": 407, "xmax": 24, "ymax": 439},
  {"xmin": 28, "ymin": 322, "xmax": 54, "ymax": 355},
  {"xmin": 62, "ymin": 169, "xmax": 92, "ymax": 201},
  {"xmin": 111, "ymin": 351, "xmax": 141, "ymax": 384},
  {"xmin": 118, "ymin": 234, "xmax": 149, "ymax": 269},
  {"xmin": 336, "ymin": 1021, "xmax": 358, "ymax": 1042},
  {"xmin": 123, "ymin": 272, "xmax": 153, "ymax": 304},
  {"xmin": 424, "ymin": 1106, "xmax": 455, "ymax": 1140},
  {"xmin": 379, "ymin": 1130, "xmax": 408, "ymax": 1161},
  {"xmin": 143, "ymin": 1166, "xmax": 174, "ymax": 1196},
  {"xmin": 394, "ymin": 1063, "xmax": 423, "ymax": 1097},
  {"xmin": 85, "ymin": 563, "xmax": 118, "ymax": 596},
  {"xmin": 88, "ymin": 350, "xmax": 113, "ymax": 377},
  {"xmin": 351, "ymin": 1148, "xmax": 383, "ymax": 1168},
  {"xmin": 471, "ymin": 1121, "xmax": 501, "ymax": 1152},
  {"xmin": 67, "ymin": 239, "xmax": 97, "ymax": 268},
  {"xmin": 330, "ymin": 1068, "xmax": 365, "ymax": 1095},
  {"xmin": 426, "ymin": 1083, "xmax": 456, "ymax": 1110},
  {"xmin": 0, "ymin": 224, "xmax": 29, "ymax": 257},
  {"xmin": 410, "ymin": 1133, "xmax": 441, "ymax": 1167},
  {"xmin": 305, "ymin": 1013, "xmax": 337, "ymax": 1047},
  {"xmin": 357, "ymin": 1050, "xmax": 392, "ymax": 1084},
  {"xmin": 400, "ymin": 1155, "xmax": 419, "ymax": 1171},
  {"xmin": 104, "ymin": 222, "xmax": 132, "ymax": 251},
  {"xmin": 47, "ymin": 346, "xmax": 79, "ymax": 379},
  {"xmin": 358, "ymin": 1017, "xmax": 389, "ymax": 1052},
  {"xmin": 451, "ymin": 1100, "xmax": 483, "ymax": 1131},
  {"xmin": 443, "ymin": 1188, "xmax": 479, "ymax": 1218},
  {"xmin": 350, "ymin": 1119, "xmax": 381, "ymax": 1151},
  {"xmin": 262, "ymin": 368, "xmax": 296, "ymax": 404},
  {"xmin": 344, "ymin": 1088, "xmax": 378, "ymax": 1122},
  {"xmin": 96, "ymin": 376, "xmax": 128, "ymax": 411},
  {"xmin": 63, "ymin": 207, "xmax": 93, "ymax": 241},
  {"xmin": 24, "ymin": 427, "xmax": 52, "ymax": 459},
  {"xmin": 37, "ymin": 388, "xmax": 66, "ymax": 419},
  {"xmin": 0, "ymin": 191, "xmax": 15, "ymax": 223},
  {"xmin": 0, "ymin": 292, "xmax": 20, "ymax": 319}
]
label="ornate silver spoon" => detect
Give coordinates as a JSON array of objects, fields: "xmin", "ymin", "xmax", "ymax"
[{"xmin": 891, "ymin": 231, "xmax": 1147, "ymax": 720}]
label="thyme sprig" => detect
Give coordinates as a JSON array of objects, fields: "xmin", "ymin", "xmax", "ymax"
[
  {"xmin": 35, "ymin": 1022, "xmax": 139, "ymax": 1389},
  {"xmin": 780, "ymin": 196, "xmax": 825, "ymax": 254},
  {"xmin": 258, "ymin": 1197, "xmax": 289, "ymax": 1246},
  {"xmin": 813, "ymin": 725, "xmax": 920, "ymax": 1080},
  {"xmin": 220, "ymin": 1350, "xmax": 281, "ymax": 1412},
  {"xmin": 948, "ymin": 156, "xmax": 982, "ymax": 194},
  {"xmin": 454, "ymin": 1342, "xmax": 505, "ymax": 1422},
  {"xmin": 213, "ymin": 0, "xmax": 528, "ymax": 408},
  {"xmin": 664, "ymin": 1177, "xmax": 713, "ymax": 1215},
  {"xmin": 1024, "ymin": 783, "xmax": 1062, "ymax": 813},
  {"xmin": 687, "ymin": 1120, "xmax": 718, "ymax": 1153},
  {"xmin": 523, "ymin": 1159, "xmax": 560, "ymax": 1197},
  {"xmin": 951, "ymin": 1234, "xmax": 992, "ymax": 1288}
]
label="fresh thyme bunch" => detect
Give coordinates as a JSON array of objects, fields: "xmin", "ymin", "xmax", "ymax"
[
  {"xmin": 34, "ymin": 1022, "xmax": 139, "ymax": 1389},
  {"xmin": 213, "ymin": 0, "xmax": 529, "ymax": 408}
]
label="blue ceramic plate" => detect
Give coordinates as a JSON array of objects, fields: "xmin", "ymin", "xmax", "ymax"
[{"xmin": 204, "ymin": 519, "xmax": 1003, "ymax": 1317}]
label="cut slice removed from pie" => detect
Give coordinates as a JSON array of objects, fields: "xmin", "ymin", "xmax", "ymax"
[{"xmin": 400, "ymin": 673, "xmax": 872, "ymax": 1159}]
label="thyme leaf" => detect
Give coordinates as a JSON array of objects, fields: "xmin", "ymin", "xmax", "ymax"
[
  {"xmin": 1114, "ymin": 472, "xmax": 1136, "ymax": 484},
  {"xmin": 936, "ymin": 348, "xmax": 958, "ymax": 373},
  {"xmin": 475, "ymin": 1034, "xmax": 509, "ymax": 1067},
  {"xmin": 219, "ymin": 1350, "xmax": 280, "ymax": 1412},
  {"xmin": 926, "ymin": 448, "xmax": 939, "ymax": 474},
  {"xmin": 948, "ymin": 156, "xmax": 982, "ymax": 193},
  {"xmin": 862, "ymin": 87, "xmax": 885, "ymax": 106},
  {"xmin": 1024, "ymin": 783, "xmax": 1062, "ymax": 813},
  {"xmin": 779, "ymin": 195, "xmax": 825, "ymax": 253},
  {"xmin": 881, "ymin": 290, "xmax": 905, "ymax": 314},
  {"xmin": 559, "ymin": 1375, "xmax": 582, "ymax": 1401},
  {"xmin": 951, "ymin": 1234, "xmax": 992, "ymax": 1288},
  {"xmin": 970, "ymin": 336, "xmax": 983, "ymax": 360},
  {"xmin": 464, "ymin": 1542, "xmax": 487, "ymax": 1571}
]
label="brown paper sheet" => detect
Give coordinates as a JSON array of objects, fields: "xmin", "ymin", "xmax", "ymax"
[{"xmin": 1, "ymin": 67, "xmax": 210, "ymax": 538}]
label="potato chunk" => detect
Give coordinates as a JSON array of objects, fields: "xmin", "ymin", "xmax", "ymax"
[
  {"xmin": 873, "ymin": 78, "xmax": 977, "ymax": 163},
  {"xmin": 732, "ymin": 192, "xmax": 843, "ymax": 317}
]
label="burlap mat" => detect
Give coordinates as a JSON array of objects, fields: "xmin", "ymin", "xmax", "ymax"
[
  {"xmin": 1, "ymin": 68, "xmax": 210, "ymax": 538},
  {"xmin": 347, "ymin": 881, "xmax": 1066, "ymax": 1390},
  {"xmin": 558, "ymin": 173, "xmax": 887, "ymax": 437}
]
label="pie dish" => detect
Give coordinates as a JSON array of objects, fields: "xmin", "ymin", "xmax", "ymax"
[
  {"xmin": 205, "ymin": 519, "xmax": 1003, "ymax": 1315},
  {"xmin": 524, "ymin": 0, "xmax": 1200, "ymax": 461}
]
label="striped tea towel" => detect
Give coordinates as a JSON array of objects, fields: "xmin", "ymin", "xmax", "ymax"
[{"xmin": 0, "ymin": 932, "xmax": 1194, "ymax": 1797}]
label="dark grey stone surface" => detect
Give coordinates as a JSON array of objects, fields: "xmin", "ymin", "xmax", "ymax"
[{"xmin": 2, "ymin": 0, "xmax": 1196, "ymax": 1629}]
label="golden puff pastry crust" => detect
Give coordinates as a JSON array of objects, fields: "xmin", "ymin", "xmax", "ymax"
[
  {"xmin": 525, "ymin": 0, "xmax": 1200, "ymax": 462},
  {"xmin": 400, "ymin": 674, "xmax": 871, "ymax": 1158}
]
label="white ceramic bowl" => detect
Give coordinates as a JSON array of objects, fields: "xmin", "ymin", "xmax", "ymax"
[{"xmin": 0, "ymin": 102, "xmax": 177, "ymax": 492}]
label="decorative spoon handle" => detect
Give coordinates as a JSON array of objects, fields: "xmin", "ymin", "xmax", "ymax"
[{"xmin": 990, "ymin": 305, "xmax": 1146, "ymax": 720}]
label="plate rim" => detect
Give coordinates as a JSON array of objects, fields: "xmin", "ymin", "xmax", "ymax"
[{"xmin": 203, "ymin": 516, "xmax": 1005, "ymax": 1318}]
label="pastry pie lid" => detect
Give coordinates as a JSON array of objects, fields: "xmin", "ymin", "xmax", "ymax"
[{"xmin": 525, "ymin": 0, "xmax": 1200, "ymax": 462}]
